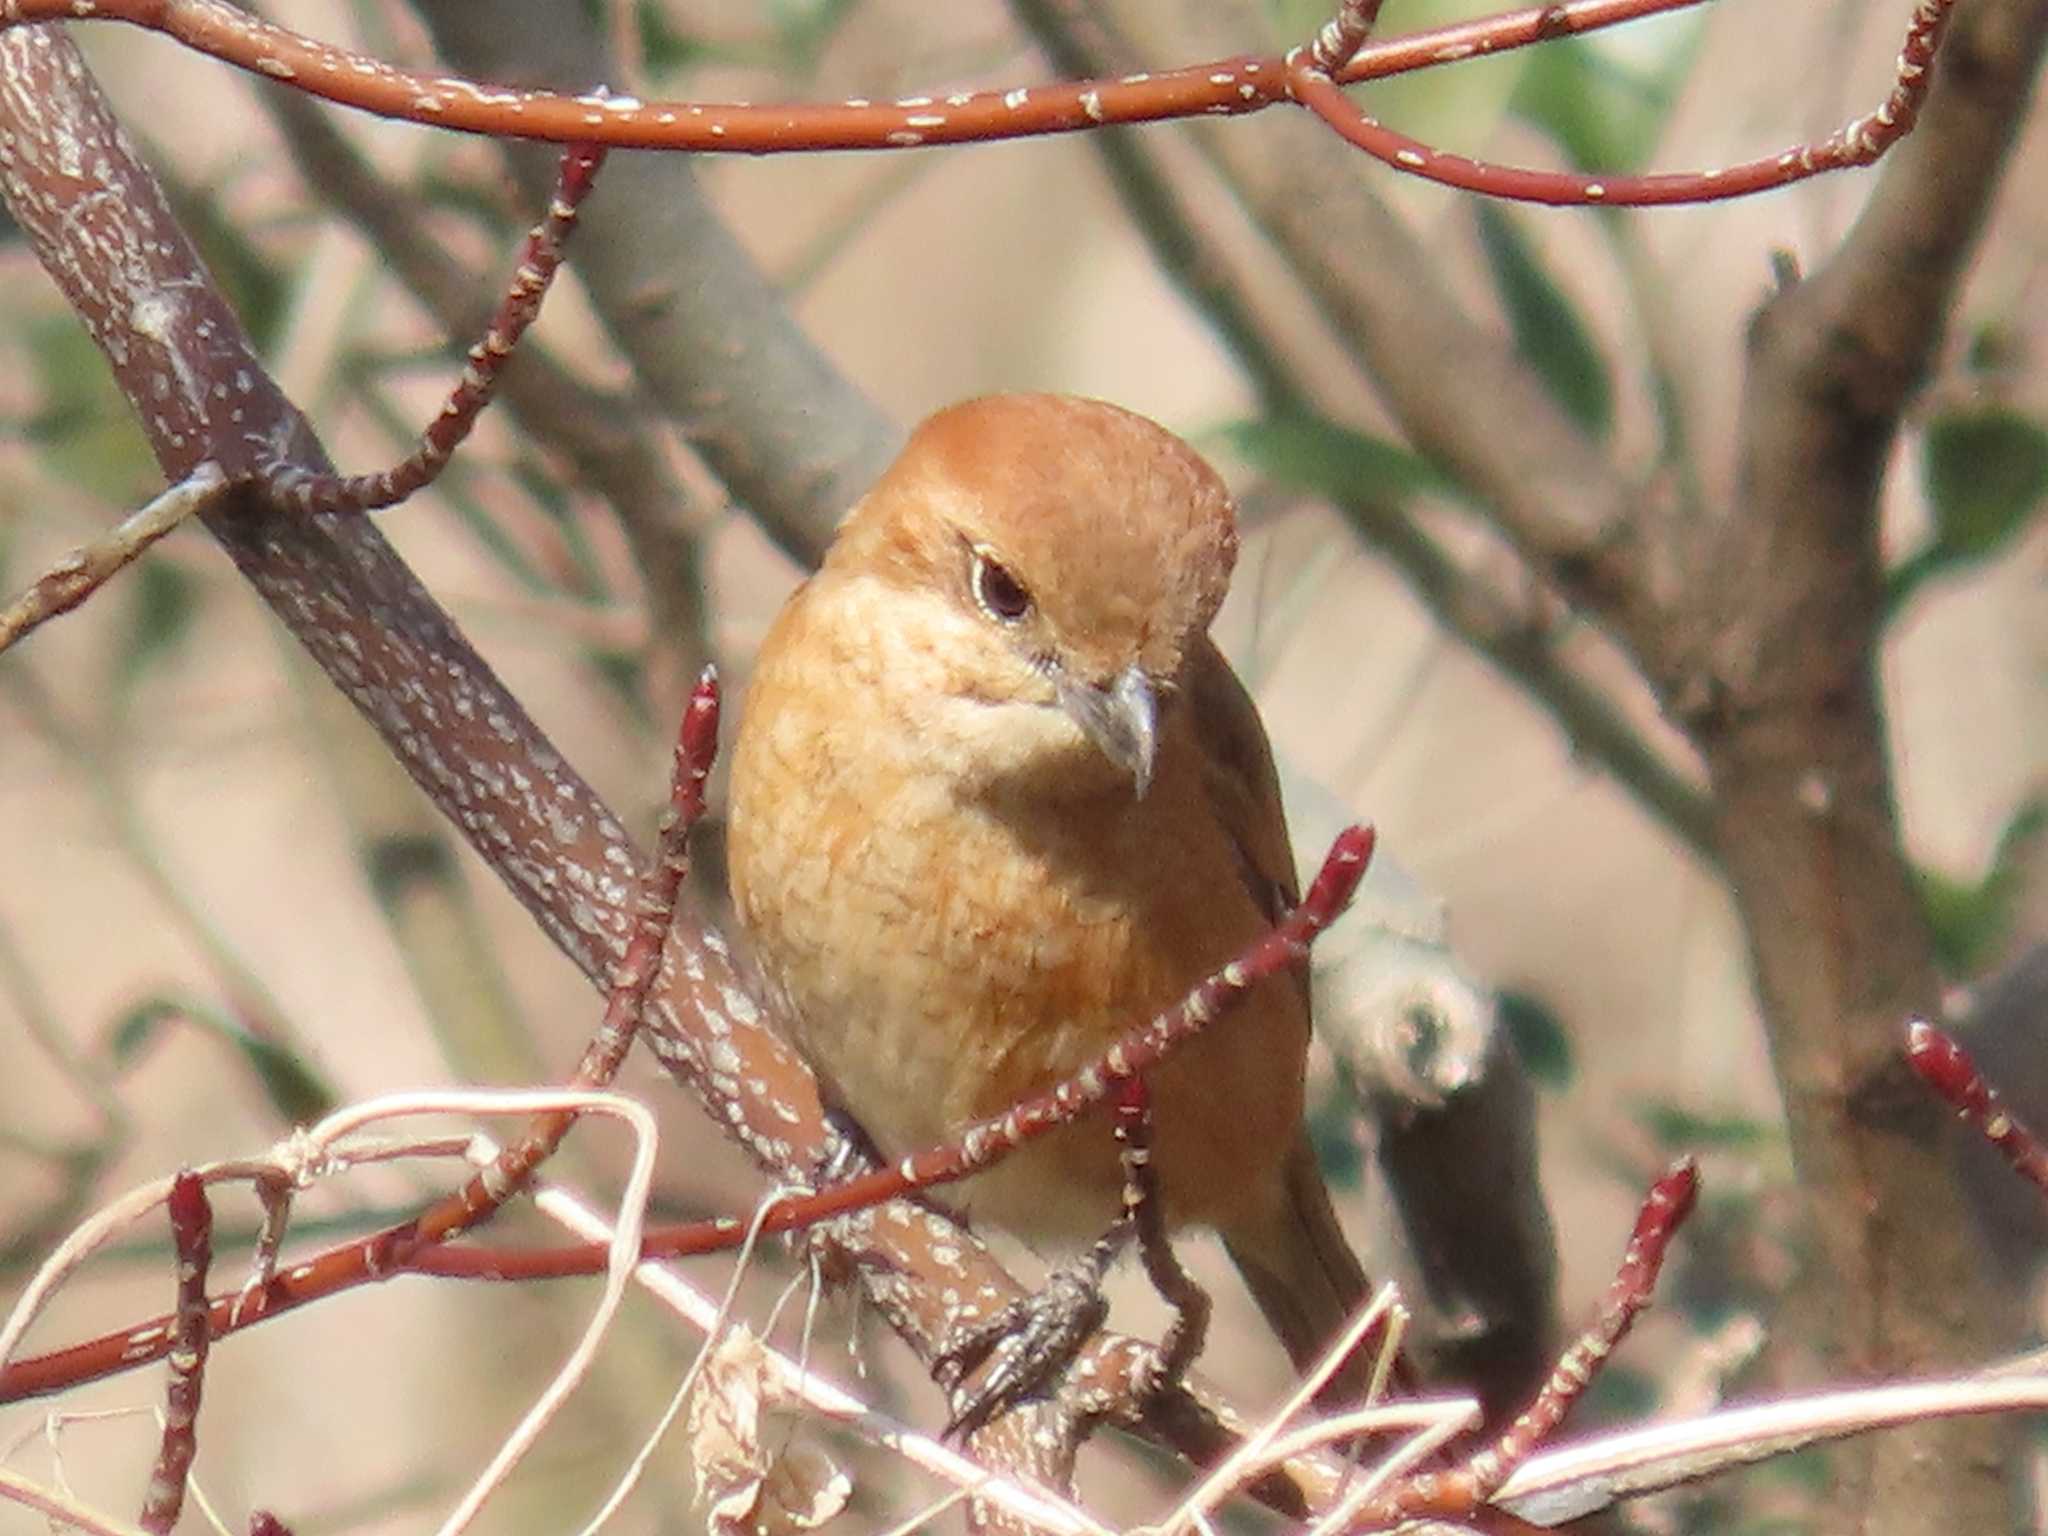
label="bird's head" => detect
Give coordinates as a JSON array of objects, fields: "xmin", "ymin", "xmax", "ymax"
[{"xmin": 824, "ymin": 394, "xmax": 1238, "ymax": 797}]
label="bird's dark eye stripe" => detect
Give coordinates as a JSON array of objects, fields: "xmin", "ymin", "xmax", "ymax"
[{"xmin": 972, "ymin": 552, "xmax": 1033, "ymax": 622}]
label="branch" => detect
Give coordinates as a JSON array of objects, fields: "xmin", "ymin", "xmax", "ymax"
[
  {"xmin": 408, "ymin": 0, "xmax": 901, "ymax": 567},
  {"xmin": 0, "ymin": 30, "xmax": 1350, "ymax": 1518},
  {"xmin": 259, "ymin": 143, "xmax": 609, "ymax": 516},
  {"xmin": 1908, "ymin": 1018, "xmax": 2048, "ymax": 1197},
  {"xmin": 1013, "ymin": 0, "xmax": 1716, "ymax": 855},
  {"xmin": 0, "ymin": 0, "xmax": 1714, "ymax": 153},
  {"xmin": 137, "ymin": 1172, "xmax": 212, "ymax": 1535},
  {"xmin": 0, "ymin": 465, "xmax": 228, "ymax": 656},
  {"xmin": 0, "ymin": 0, "xmax": 1951, "ymax": 210},
  {"xmin": 1687, "ymin": 3, "xmax": 2048, "ymax": 1530},
  {"xmin": 1288, "ymin": 0, "xmax": 1959, "ymax": 204},
  {"xmin": 1095, "ymin": 0, "xmax": 1672, "ymax": 684},
  {"xmin": 257, "ymin": 89, "xmax": 710, "ymax": 666}
]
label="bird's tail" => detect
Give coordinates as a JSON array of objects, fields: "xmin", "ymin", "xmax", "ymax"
[{"xmin": 1222, "ymin": 1132, "xmax": 1376, "ymax": 1407}]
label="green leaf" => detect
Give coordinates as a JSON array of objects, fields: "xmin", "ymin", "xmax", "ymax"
[
  {"xmin": 22, "ymin": 315, "xmax": 157, "ymax": 505},
  {"xmin": 636, "ymin": 0, "xmax": 707, "ymax": 76},
  {"xmin": 1218, "ymin": 412, "xmax": 1445, "ymax": 508},
  {"xmin": 105, "ymin": 993, "xmax": 336, "ymax": 1124},
  {"xmin": 1635, "ymin": 1102, "xmax": 1776, "ymax": 1152},
  {"xmin": 1915, "ymin": 799, "xmax": 2046, "ymax": 977},
  {"xmin": 1965, "ymin": 321, "xmax": 2020, "ymax": 377},
  {"xmin": 1881, "ymin": 545, "xmax": 1948, "ymax": 614},
  {"xmin": 108, "ymin": 997, "xmax": 180, "ymax": 1064},
  {"xmin": 1497, "ymin": 988, "xmax": 1574, "ymax": 1090},
  {"xmin": 1920, "ymin": 406, "xmax": 2048, "ymax": 560},
  {"xmin": 1581, "ymin": 1362, "xmax": 1660, "ymax": 1424},
  {"xmin": 1475, "ymin": 202, "xmax": 1613, "ymax": 439},
  {"xmin": 229, "ymin": 1031, "xmax": 337, "ymax": 1126},
  {"xmin": 1509, "ymin": 33, "xmax": 1696, "ymax": 176}
]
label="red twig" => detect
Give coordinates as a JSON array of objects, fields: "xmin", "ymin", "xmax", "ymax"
[
  {"xmin": 1115, "ymin": 1074, "xmax": 1210, "ymax": 1395},
  {"xmin": 0, "ymin": 675, "xmax": 720, "ymax": 1406},
  {"xmin": 791, "ymin": 824, "xmax": 1377, "ymax": 1221},
  {"xmin": 0, "ymin": 820, "xmax": 1370, "ymax": 1401},
  {"xmin": 1374, "ymin": 1157, "xmax": 1700, "ymax": 1524},
  {"xmin": 139, "ymin": 1171, "xmax": 213, "ymax": 1535},
  {"xmin": 261, "ymin": 143, "xmax": 608, "ymax": 515},
  {"xmin": 1308, "ymin": 0, "xmax": 1391, "ymax": 76},
  {"xmin": 1288, "ymin": 0, "xmax": 1958, "ymax": 205},
  {"xmin": 1906, "ymin": 1019, "xmax": 2048, "ymax": 1199},
  {"xmin": 0, "ymin": 0, "xmax": 1704, "ymax": 151},
  {"xmin": 0, "ymin": 0, "xmax": 1956, "ymax": 206}
]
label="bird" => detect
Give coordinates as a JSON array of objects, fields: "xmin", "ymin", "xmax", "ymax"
[{"xmin": 726, "ymin": 392, "xmax": 1369, "ymax": 1407}]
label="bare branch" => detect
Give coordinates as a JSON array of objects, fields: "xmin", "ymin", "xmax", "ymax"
[
  {"xmin": 408, "ymin": 0, "xmax": 902, "ymax": 564},
  {"xmin": 260, "ymin": 87, "xmax": 711, "ymax": 665},
  {"xmin": 0, "ymin": 0, "xmax": 1712, "ymax": 153},
  {"xmin": 0, "ymin": 465, "xmax": 228, "ymax": 656},
  {"xmin": 261, "ymin": 144, "xmax": 609, "ymax": 516},
  {"xmin": 137, "ymin": 1172, "xmax": 213, "ymax": 1535}
]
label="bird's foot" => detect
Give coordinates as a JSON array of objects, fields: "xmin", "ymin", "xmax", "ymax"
[
  {"xmin": 935, "ymin": 1079, "xmax": 1215, "ymax": 1435},
  {"xmin": 821, "ymin": 1107, "xmax": 894, "ymax": 1182},
  {"xmin": 936, "ymin": 1229, "xmax": 1123, "ymax": 1439}
]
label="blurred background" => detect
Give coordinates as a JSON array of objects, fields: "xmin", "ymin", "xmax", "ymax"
[{"xmin": 0, "ymin": 0, "xmax": 2041, "ymax": 1530}]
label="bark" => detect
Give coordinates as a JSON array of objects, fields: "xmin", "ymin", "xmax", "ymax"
[{"xmin": 1693, "ymin": 0, "xmax": 2048, "ymax": 1527}]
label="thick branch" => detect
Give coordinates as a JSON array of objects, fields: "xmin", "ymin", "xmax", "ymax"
[
  {"xmin": 0, "ymin": 2, "xmax": 991, "ymax": 1457},
  {"xmin": 1700, "ymin": 1, "xmax": 2048, "ymax": 1531},
  {"xmin": 0, "ymin": 28, "xmax": 1356, "ymax": 1519}
]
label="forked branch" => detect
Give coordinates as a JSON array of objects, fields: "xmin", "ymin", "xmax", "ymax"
[{"xmin": 0, "ymin": 0, "xmax": 1965, "ymax": 205}]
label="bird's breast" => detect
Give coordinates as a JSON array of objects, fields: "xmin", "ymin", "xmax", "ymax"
[{"xmin": 727, "ymin": 600, "xmax": 1307, "ymax": 1242}]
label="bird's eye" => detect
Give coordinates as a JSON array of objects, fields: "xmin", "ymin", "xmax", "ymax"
[{"xmin": 971, "ymin": 552, "xmax": 1033, "ymax": 623}]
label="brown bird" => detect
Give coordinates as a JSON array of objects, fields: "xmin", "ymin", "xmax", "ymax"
[{"xmin": 727, "ymin": 393, "xmax": 1368, "ymax": 1403}]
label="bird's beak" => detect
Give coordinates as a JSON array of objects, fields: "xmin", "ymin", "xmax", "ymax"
[{"xmin": 1058, "ymin": 663, "xmax": 1158, "ymax": 797}]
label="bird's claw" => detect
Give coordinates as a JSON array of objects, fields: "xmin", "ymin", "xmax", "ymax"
[
  {"xmin": 817, "ymin": 1108, "xmax": 883, "ymax": 1185},
  {"xmin": 937, "ymin": 1254, "xmax": 1115, "ymax": 1438}
]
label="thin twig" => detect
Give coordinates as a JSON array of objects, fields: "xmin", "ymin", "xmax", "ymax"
[
  {"xmin": 1491, "ymin": 1368, "xmax": 2048, "ymax": 1519},
  {"xmin": 1, "ymin": 822, "xmax": 1371, "ymax": 1396},
  {"xmin": 523, "ymin": 1178, "xmax": 1113, "ymax": 1536},
  {"xmin": 260, "ymin": 87, "xmax": 711, "ymax": 665},
  {"xmin": 429, "ymin": 1092, "xmax": 659, "ymax": 1536},
  {"xmin": 137, "ymin": 1172, "xmax": 214, "ymax": 1534},
  {"xmin": 1906, "ymin": 1019, "xmax": 2048, "ymax": 1198},
  {"xmin": 0, "ymin": 465, "xmax": 228, "ymax": 656},
  {"xmin": 1286, "ymin": 0, "xmax": 1958, "ymax": 204},
  {"xmin": 0, "ymin": 1467, "xmax": 151, "ymax": 1536},
  {"xmin": 262, "ymin": 144, "xmax": 608, "ymax": 515},
  {"xmin": 0, "ymin": 0, "xmax": 1712, "ymax": 154},
  {"xmin": 1370, "ymin": 1158, "xmax": 1700, "ymax": 1524}
]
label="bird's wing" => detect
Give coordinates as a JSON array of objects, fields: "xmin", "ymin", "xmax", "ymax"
[
  {"xmin": 1191, "ymin": 641, "xmax": 1379, "ymax": 1406},
  {"xmin": 1186, "ymin": 637, "xmax": 1301, "ymax": 920}
]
